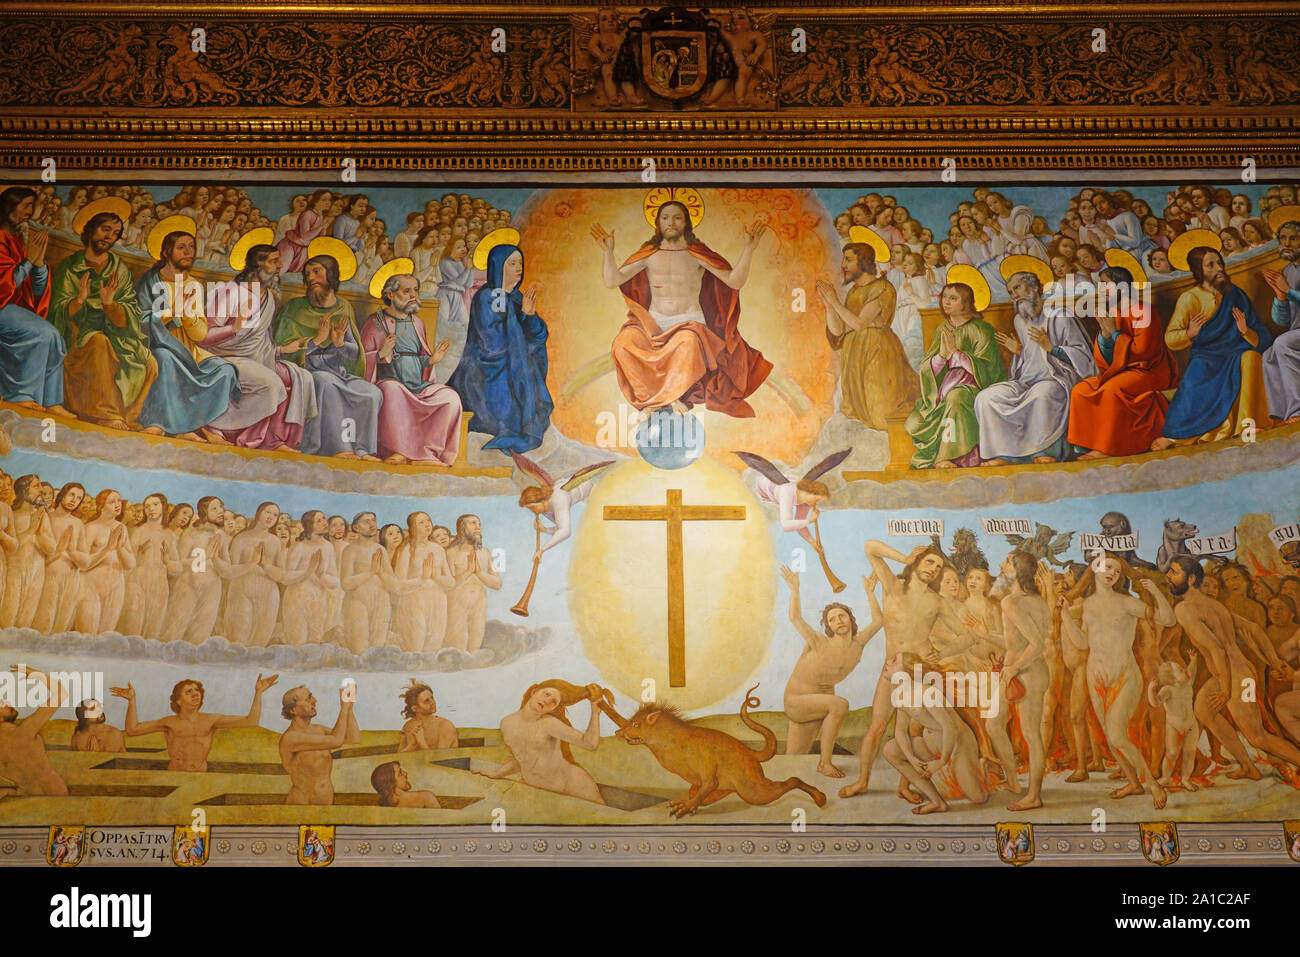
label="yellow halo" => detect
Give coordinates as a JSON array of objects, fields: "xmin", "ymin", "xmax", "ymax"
[
  {"xmin": 146, "ymin": 215, "xmax": 198, "ymax": 263},
  {"xmin": 229, "ymin": 226, "xmax": 275, "ymax": 272},
  {"xmin": 306, "ymin": 236, "xmax": 358, "ymax": 282},
  {"xmin": 999, "ymin": 254, "xmax": 1053, "ymax": 288},
  {"xmin": 472, "ymin": 226, "xmax": 521, "ymax": 271},
  {"xmin": 71, "ymin": 196, "xmax": 131, "ymax": 238},
  {"xmin": 1267, "ymin": 204, "xmax": 1300, "ymax": 235},
  {"xmin": 847, "ymin": 225, "xmax": 891, "ymax": 265},
  {"xmin": 368, "ymin": 257, "xmax": 415, "ymax": 300},
  {"xmin": 1104, "ymin": 247, "xmax": 1147, "ymax": 284},
  {"xmin": 1167, "ymin": 228, "xmax": 1221, "ymax": 272},
  {"xmin": 943, "ymin": 263, "xmax": 991, "ymax": 312},
  {"xmin": 643, "ymin": 186, "xmax": 705, "ymax": 229}
]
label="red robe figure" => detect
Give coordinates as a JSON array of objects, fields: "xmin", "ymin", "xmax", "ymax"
[
  {"xmin": 1068, "ymin": 275, "xmax": 1179, "ymax": 458},
  {"xmin": 601, "ymin": 200, "xmax": 772, "ymax": 418}
]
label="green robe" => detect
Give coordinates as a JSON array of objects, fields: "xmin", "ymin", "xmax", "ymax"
[
  {"xmin": 904, "ymin": 317, "xmax": 1005, "ymax": 468},
  {"xmin": 49, "ymin": 249, "xmax": 150, "ymax": 407},
  {"xmin": 272, "ymin": 294, "xmax": 365, "ymax": 378}
]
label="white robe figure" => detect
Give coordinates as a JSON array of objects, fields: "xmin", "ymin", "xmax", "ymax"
[
  {"xmin": 996, "ymin": 204, "xmax": 1050, "ymax": 260},
  {"xmin": 537, "ymin": 483, "xmax": 594, "ymax": 556},
  {"xmin": 1264, "ymin": 258, "xmax": 1300, "ymax": 421},
  {"xmin": 975, "ymin": 302, "xmax": 1095, "ymax": 460},
  {"xmin": 753, "ymin": 476, "xmax": 815, "ymax": 540},
  {"xmin": 1103, "ymin": 209, "xmax": 1144, "ymax": 255},
  {"xmin": 892, "ymin": 273, "xmax": 930, "ymax": 370}
]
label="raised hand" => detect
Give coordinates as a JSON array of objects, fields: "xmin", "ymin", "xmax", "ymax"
[
  {"xmin": 1232, "ymin": 306, "xmax": 1250, "ymax": 338},
  {"xmin": 779, "ymin": 564, "xmax": 798, "ymax": 589},
  {"xmin": 590, "ymin": 222, "xmax": 615, "ymax": 251},
  {"xmin": 253, "ymin": 542, "xmax": 265, "ymax": 566},
  {"xmin": 422, "ymin": 553, "xmax": 435, "ymax": 580},
  {"xmin": 1262, "ymin": 268, "xmax": 1290, "ymax": 299},
  {"xmin": 815, "ymin": 279, "xmax": 836, "ymax": 302},
  {"xmin": 1027, "ymin": 325, "xmax": 1051, "ymax": 352},
  {"xmin": 109, "ymin": 682, "xmax": 135, "ymax": 702},
  {"xmin": 74, "ymin": 271, "xmax": 91, "ymax": 311},
  {"xmin": 432, "ymin": 339, "xmax": 452, "ymax": 363},
  {"xmin": 308, "ymin": 550, "xmax": 323, "ymax": 574},
  {"xmin": 101, "ymin": 269, "xmax": 120, "ymax": 302},
  {"xmin": 744, "ymin": 217, "xmax": 769, "ymax": 246},
  {"xmin": 522, "ymin": 283, "xmax": 540, "ymax": 314},
  {"xmin": 254, "ymin": 673, "xmax": 279, "ymax": 693},
  {"xmin": 1186, "ymin": 310, "xmax": 1209, "ymax": 341},
  {"xmin": 995, "ymin": 330, "xmax": 1022, "ymax": 355},
  {"xmin": 26, "ymin": 228, "xmax": 48, "ymax": 267},
  {"xmin": 370, "ymin": 549, "xmax": 383, "ymax": 574}
]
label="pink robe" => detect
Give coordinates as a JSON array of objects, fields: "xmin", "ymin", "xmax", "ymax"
[
  {"xmin": 276, "ymin": 209, "xmax": 326, "ymax": 274},
  {"xmin": 361, "ymin": 310, "xmax": 462, "ymax": 464}
]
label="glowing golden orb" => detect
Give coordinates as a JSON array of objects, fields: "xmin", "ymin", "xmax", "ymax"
[{"xmin": 566, "ymin": 455, "xmax": 777, "ymax": 713}]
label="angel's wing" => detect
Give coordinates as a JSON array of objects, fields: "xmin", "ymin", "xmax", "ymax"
[
  {"xmin": 801, "ymin": 448, "xmax": 852, "ymax": 483},
  {"xmin": 509, "ymin": 451, "xmax": 555, "ymax": 491},
  {"xmin": 1048, "ymin": 530, "xmax": 1075, "ymax": 554},
  {"xmin": 734, "ymin": 450, "xmax": 790, "ymax": 486},
  {"xmin": 561, "ymin": 460, "xmax": 617, "ymax": 492}
]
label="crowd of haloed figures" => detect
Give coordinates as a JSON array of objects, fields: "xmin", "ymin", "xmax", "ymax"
[
  {"xmin": 0, "ymin": 467, "xmax": 502, "ymax": 655},
  {"xmin": 819, "ymin": 184, "xmax": 1300, "ymax": 468},
  {"xmin": 30, "ymin": 184, "xmax": 512, "ymax": 292}
]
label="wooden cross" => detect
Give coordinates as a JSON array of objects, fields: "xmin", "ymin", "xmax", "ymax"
[{"xmin": 604, "ymin": 489, "xmax": 745, "ymax": 687}]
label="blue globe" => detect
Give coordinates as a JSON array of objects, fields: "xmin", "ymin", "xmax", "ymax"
[{"xmin": 634, "ymin": 410, "xmax": 706, "ymax": 470}]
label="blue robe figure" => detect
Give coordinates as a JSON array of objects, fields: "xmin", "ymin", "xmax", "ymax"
[
  {"xmin": 134, "ymin": 267, "xmax": 242, "ymax": 435},
  {"xmin": 1162, "ymin": 282, "xmax": 1273, "ymax": 440},
  {"xmin": 448, "ymin": 242, "xmax": 553, "ymax": 453}
]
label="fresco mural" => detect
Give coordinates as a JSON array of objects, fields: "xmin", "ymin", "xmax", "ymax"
[{"xmin": 1, "ymin": 174, "xmax": 1299, "ymax": 858}]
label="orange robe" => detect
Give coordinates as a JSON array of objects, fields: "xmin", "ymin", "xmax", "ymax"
[
  {"xmin": 611, "ymin": 242, "xmax": 772, "ymax": 417},
  {"xmin": 1066, "ymin": 304, "xmax": 1179, "ymax": 457}
]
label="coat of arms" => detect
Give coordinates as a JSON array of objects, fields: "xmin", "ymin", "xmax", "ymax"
[
  {"xmin": 1140, "ymin": 822, "xmax": 1180, "ymax": 866},
  {"xmin": 996, "ymin": 822, "xmax": 1034, "ymax": 865},
  {"xmin": 172, "ymin": 826, "xmax": 209, "ymax": 867},
  {"xmin": 298, "ymin": 825, "xmax": 335, "ymax": 867},
  {"xmin": 46, "ymin": 826, "xmax": 85, "ymax": 867}
]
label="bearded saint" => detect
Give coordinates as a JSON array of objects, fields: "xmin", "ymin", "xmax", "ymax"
[{"xmin": 593, "ymin": 197, "xmax": 772, "ymax": 417}]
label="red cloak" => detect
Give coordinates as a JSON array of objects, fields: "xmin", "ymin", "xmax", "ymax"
[
  {"xmin": 1066, "ymin": 303, "xmax": 1179, "ymax": 457},
  {"xmin": 613, "ymin": 241, "xmax": 772, "ymax": 418},
  {"xmin": 0, "ymin": 228, "xmax": 49, "ymax": 315}
]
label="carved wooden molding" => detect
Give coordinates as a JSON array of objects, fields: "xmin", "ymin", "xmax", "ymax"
[{"xmin": 2, "ymin": 3, "xmax": 1297, "ymax": 169}]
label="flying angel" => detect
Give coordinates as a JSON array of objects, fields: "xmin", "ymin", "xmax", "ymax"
[
  {"xmin": 736, "ymin": 448, "xmax": 852, "ymax": 591},
  {"xmin": 511, "ymin": 452, "xmax": 617, "ymax": 561}
]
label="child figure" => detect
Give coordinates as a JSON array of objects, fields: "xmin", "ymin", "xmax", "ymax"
[
  {"xmin": 1148, "ymin": 653, "xmax": 1200, "ymax": 789},
  {"xmin": 589, "ymin": 9, "xmax": 644, "ymax": 106},
  {"xmin": 703, "ymin": 9, "xmax": 768, "ymax": 106}
]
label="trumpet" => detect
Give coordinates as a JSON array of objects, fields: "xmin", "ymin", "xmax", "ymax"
[
  {"xmin": 510, "ymin": 524, "xmax": 542, "ymax": 617},
  {"xmin": 812, "ymin": 517, "xmax": 845, "ymax": 593}
]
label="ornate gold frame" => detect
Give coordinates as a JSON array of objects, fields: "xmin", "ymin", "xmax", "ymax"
[{"xmin": 1, "ymin": 1, "xmax": 1297, "ymax": 171}]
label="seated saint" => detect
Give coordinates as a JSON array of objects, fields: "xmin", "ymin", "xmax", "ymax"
[
  {"xmin": 0, "ymin": 186, "xmax": 69, "ymax": 416},
  {"xmin": 134, "ymin": 227, "xmax": 245, "ymax": 442},
  {"xmin": 905, "ymin": 278, "xmax": 1006, "ymax": 468},
  {"xmin": 1067, "ymin": 265, "xmax": 1180, "ymax": 458},
  {"xmin": 274, "ymin": 253, "xmax": 383, "ymax": 461},
  {"xmin": 975, "ymin": 270, "xmax": 1094, "ymax": 464},
  {"xmin": 48, "ymin": 205, "xmax": 158, "ymax": 430},
  {"xmin": 815, "ymin": 241, "xmax": 919, "ymax": 430},
  {"xmin": 1153, "ymin": 245, "xmax": 1274, "ymax": 449},
  {"xmin": 592, "ymin": 198, "xmax": 772, "ymax": 418},
  {"xmin": 360, "ymin": 271, "xmax": 463, "ymax": 465},
  {"xmin": 1261, "ymin": 218, "xmax": 1300, "ymax": 424},
  {"xmin": 204, "ymin": 241, "xmax": 318, "ymax": 450}
]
